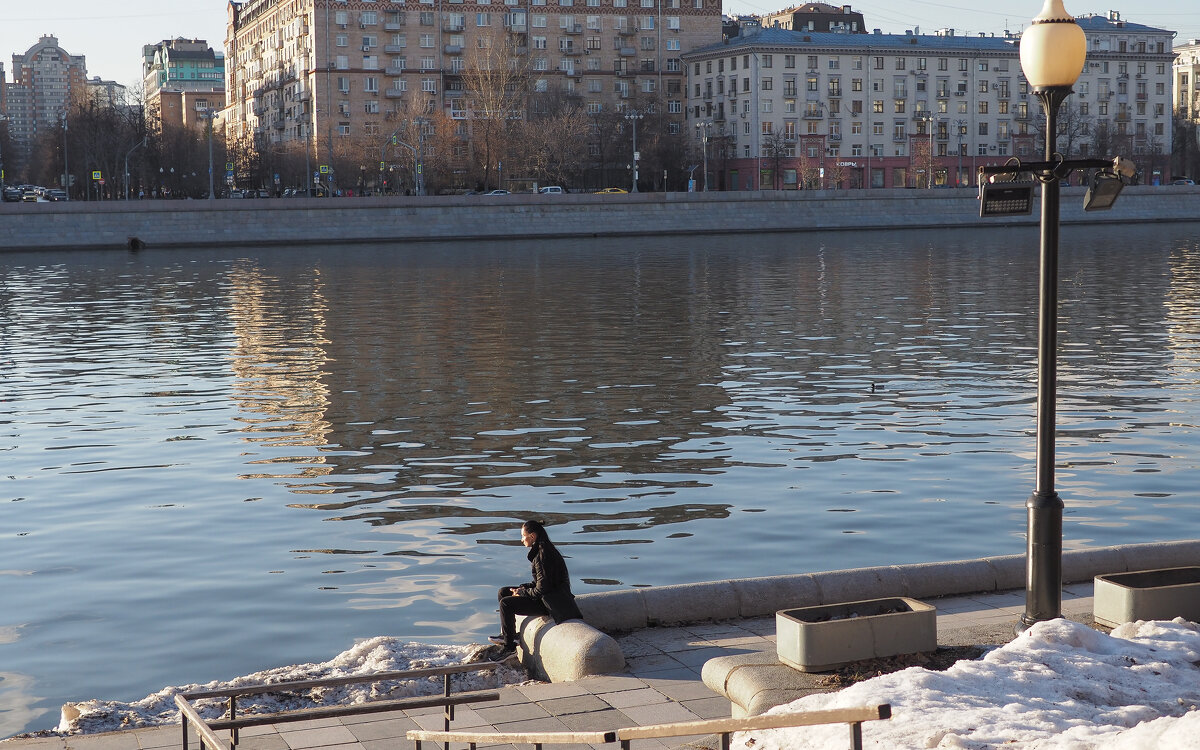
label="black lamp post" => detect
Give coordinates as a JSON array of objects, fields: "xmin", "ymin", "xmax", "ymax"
[{"xmin": 1017, "ymin": 0, "xmax": 1088, "ymax": 630}]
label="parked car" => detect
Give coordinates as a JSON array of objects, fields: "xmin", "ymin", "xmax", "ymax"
[
  {"xmin": 1173, "ymin": 178, "xmax": 1195, "ymax": 185},
  {"xmin": 595, "ymin": 187, "xmax": 628, "ymax": 194},
  {"xmin": 483, "ymin": 189, "xmax": 510, "ymax": 195},
  {"xmin": 538, "ymin": 186, "xmax": 565, "ymax": 194}
]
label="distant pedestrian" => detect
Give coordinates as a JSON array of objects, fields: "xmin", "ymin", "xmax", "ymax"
[{"xmin": 490, "ymin": 520, "xmax": 582, "ymax": 659}]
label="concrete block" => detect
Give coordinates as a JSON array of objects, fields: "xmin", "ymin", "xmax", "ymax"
[
  {"xmin": 893, "ymin": 559, "xmax": 997, "ymax": 599},
  {"xmin": 810, "ymin": 565, "xmax": 905, "ymax": 604},
  {"xmin": 1093, "ymin": 567, "xmax": 1200, "ymax": 628},
  {"xmin": 700, "ymin": 651, "xmax": 779, "ymax": 697},
  {"xmin": 1115, "ymin": 540, "xmax": 1200, "ymax": 572},
  {"xmin": 515, "ymin": 615, "xmax": 625, "ymax": 682},
  {"xmin": 982, "ymin": 554, "xmax": 1026, "ymax": 591},
  {"xmin": 723, "ymin": 662, "xmax": 814, "ymax": 717},
  {"xmin": 776, "ymin": 597, "xmax": 936, "ymax": 673},
  {"xmin": 641, "ymin": 581, "xmax": 739, "ymax": 626},
  {"xmin": 1062, "ymin": 546, "xmax": 1129, "ymax": 583},
  {"xmin": 576, "ymin": 590, "xmax": 648, "ymax": 633},
  {"xmin": 731, "ymin": 574, "xmax": 821, "ymax": 618}
]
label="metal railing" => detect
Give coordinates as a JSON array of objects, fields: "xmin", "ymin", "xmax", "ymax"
[
  {"xmin": 408, "ymin": 703, "xmax": 891, "ymax": 750},
  {"xmin": 176, "ymin": 663, "xmax": 502, "ymax": 750}
]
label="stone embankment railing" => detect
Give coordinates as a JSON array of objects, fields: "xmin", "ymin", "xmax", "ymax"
[
  {"xmin": 515, "ymin": 540, "xmax": 1200, "ymax": 692},
  {"xmin": 2, "ymin": 185, "xmax": 1196, "ymax": 252}
]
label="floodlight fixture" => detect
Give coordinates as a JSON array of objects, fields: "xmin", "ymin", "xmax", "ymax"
[
  {"xmin": 1083, "ymin": 171, "xmax": 1125, "ymax": 212},
  {"xmin": 979, "ymin": 180, "xmax": 1035, "ymax": 217}
]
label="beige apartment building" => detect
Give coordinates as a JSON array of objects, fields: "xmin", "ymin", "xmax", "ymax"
[
  {"xmin": 1176, "ymin": 39, "xmax": 1200, "ymax": 120},
  {"xmin": 683, "ymin": 10, "xmax": 1176, "ymax": 190},
  {"xmin": 225, "ymin": 0, "xmax": 721, "ymax": 189}
]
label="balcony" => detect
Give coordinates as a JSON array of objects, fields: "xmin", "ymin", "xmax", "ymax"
[
  {"xmin": 444, "ymin": 44, "xmax": 463, "ymax": 54},
  {"xmin": 563, "ymin": 23, "xmax": 583, "ymax": 34},
  {"xmin": 384, "ymin": 44, "xmax": 406, "ymax": 53},
  {"xmin": 386, "ymin": 89, "xmax": 406, "ymax": 99},
  {"xmin": 385, "ymin": 22, "xmax": 405, "ymax": 31},
  {"xmin": 619, "ymin": 46, "xmax": 636, "ymax": 56},
  {"xmin": 560, "ymin": 47, "xmax": 583, "ymax": 56},
  {"xmin": 617, "ymin": 26, "xmax": 635, "ymax": 35},
  {"xmin": 297, "ymin": 90, "xmax": 311, "ymax": 101},
  {"xmin": 444, "ymin": 23, "xmax": 464, "ymax": 32},
  {"xmin": 386, "ymin": 66, "xmax": 406, "ymax": 75}
]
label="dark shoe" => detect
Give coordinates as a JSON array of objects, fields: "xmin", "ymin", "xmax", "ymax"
[
  {"xmin": 488, "ymin": 635, "xmax": 507, "ymax": 646},
  {"xmin": 490, "ymin": 644, "xmax": 517, "ymax": 661}
]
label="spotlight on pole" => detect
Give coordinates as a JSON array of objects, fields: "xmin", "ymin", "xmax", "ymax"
[{"xmin": 1083, "ymin": 171, "xmax": 1125, "ymax": 212}]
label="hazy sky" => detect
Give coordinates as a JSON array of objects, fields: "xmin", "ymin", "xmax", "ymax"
[{"xmin": 2, "ymin": 2, "xmax": 1199, "ymax": 90}]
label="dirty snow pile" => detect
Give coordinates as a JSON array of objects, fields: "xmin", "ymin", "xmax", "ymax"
[
  {"xmin": 56, "ymin": 637, "xmax": 524, "ymax": 735},
  {"xmin": 738, "ymin": 618, "xmax": 1200, "ymax": 750}
]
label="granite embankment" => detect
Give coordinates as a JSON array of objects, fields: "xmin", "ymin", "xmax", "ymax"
[{"xmin": 2, "ymin": 185, "xmax": 1197, "ymax": 252}]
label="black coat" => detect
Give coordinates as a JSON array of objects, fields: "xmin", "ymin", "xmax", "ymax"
[{"xmin": 522, "ymin": 540, "xmax": 583, "ymax": 623}]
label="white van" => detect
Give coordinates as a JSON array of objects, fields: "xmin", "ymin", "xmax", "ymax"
[{"xmin": 538, "ymin": 186, "xmax": 565, "ymax": 194}]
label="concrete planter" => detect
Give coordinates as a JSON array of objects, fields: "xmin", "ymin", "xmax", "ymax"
[
  {"xmin": 776, "ymin": 597, "xmax": 936, "ymax": 673},
  {"xmin": 1093, "ymin": 567, "xmax": 1200, "ymax": 628}
]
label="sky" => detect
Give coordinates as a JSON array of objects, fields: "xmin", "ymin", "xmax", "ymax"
[{"xmin": 1, "ymin": 2, "xmax": 1200, "ymax": 92}]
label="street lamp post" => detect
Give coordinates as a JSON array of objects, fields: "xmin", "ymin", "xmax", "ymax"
[
  {"xmin": 1017, "ymin": 0, "xmax": 1089, "ymax": 630},
  {"xmin": 625, "ymin": 110, "xmax": 643, "ymax": 193},
  {"xmin": 695, "ymin": 121, "xmax": 712, "ymax": 191},
  {"xmin": 956, "ymin": 119, "xmax": 966, "ymax": 186},
  {"xmin": 0, "ymin": 114, "xmax": 7, "ymax": 190},
  {"xmin": 124, "ymin": 137, "xmax": 146, "ymax": 200},
  {"xmin": 200, "ymin": 109, "xmax": 221, "ymax": 200}
]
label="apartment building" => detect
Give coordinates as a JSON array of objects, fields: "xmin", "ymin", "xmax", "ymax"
[
  {"xmin": 762, "ymin": 3, "xmax": 864, "ymax": 35},
  {"xmin": 683, "ymin": 11, "xmax": 1175, "ymax": 190},
  {"xmin": 1, "ymin": 35, "xmax": 88, "ymax": 176},
  {"xmin": 224, "ymin": 0, "xmax": 721, "ymax": 183},
  {"xmin": 142, "ymin": 38, "xmax": 226, "ymax": 131},
  {"xmin": 1176, "ymin": 38, "xmax": 1200, "ymax": 121}
]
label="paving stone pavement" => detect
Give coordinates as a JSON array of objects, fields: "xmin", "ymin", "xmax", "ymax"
[{"xmin": 1, "ymin": 584, "xmax": 1095, "ymax": 750}]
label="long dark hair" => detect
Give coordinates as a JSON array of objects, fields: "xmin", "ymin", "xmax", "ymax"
[
  {"xmin": 522, "ymin": 519, "xmax": 550, "ymax": 544},
  {"xmin": 523, "ymin": 519, "xmax": 563, "ymax": 564}
]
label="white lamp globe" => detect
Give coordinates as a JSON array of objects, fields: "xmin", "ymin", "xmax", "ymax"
[{"xmin": 1019, "ymin": 0, "xmax": 1087, "ymax": 89}]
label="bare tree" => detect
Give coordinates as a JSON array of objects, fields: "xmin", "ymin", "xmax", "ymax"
[
  {"xmin": 460, "ymin": 25, "xmax": 531, "ymax": 190},
  {"xmin": 761, "ymin": 129, "xmax": 789, "ymax": 189}
]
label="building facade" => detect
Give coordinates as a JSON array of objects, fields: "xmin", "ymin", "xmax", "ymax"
[
  {"xmin": 224, "ymin": 0, "xmax": 721, "ymax": 188},
  {"xmin": 762, "ymin": 3, "xmax": 864, "ymax": 35},
  {"xmin": 1175, "ymin": 39, "xmax": 1200, "ymax": 121},
  {"xmin": 1, "ymin": 35, "xmax": 88, "ymax": 176},
  {"xmin": 143, "ymin": 38, "xmax": 226, "ymax": 131},
  {"xmin": 683, "ymin": 11, "xmax": 1175, "ymax": 190}
]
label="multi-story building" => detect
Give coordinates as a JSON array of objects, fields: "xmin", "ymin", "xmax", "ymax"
[
  {"xmin": 142, "ymin": 38, "xmax": 226, "ymax": 131},
  {"xmin": 1175, "ymin": 38, "xmax": 1200, "ymax": 121},
  {"xmin": 762, "ymin": 3, "xmax": 864, "ymax": 35},
  {"xmin": 86, "ymin": 77, "xmax": 128, "ymax": 108},
  {"xmin": 683, "ymin": 11, "xmax": 1175, "ymax": 190},
  {"xmin": 1, "ymin": 35, "xmax": 88, "ymax": 176},
  {"xmin": 224, "ymin": 0, "xmax": 721, "ymax": 187}
]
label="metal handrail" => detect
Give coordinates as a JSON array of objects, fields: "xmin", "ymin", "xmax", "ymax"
[
  {"xmin": 406, "ymin": 703, "xmax": 891, "ymax": 750},
  {"xmin": 616, "ymin": 704, "xmax": 892, "ymax": 750},
  {"xmin": 176, "ymin": 662, "xmax": 502, "ymax": 750},
  {"xmin": 409, "ymin": 729, "xmax": 616, "ymax": 750}
]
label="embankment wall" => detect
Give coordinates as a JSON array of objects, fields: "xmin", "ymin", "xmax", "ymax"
[{"xmin": 2, "ymin": 185, "xmax": 1197, "ymax": 252}]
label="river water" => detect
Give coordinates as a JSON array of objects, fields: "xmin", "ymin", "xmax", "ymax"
[{"xmin": 3, "ymin": 223, "xmax": 1200, "ymax": 736}]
